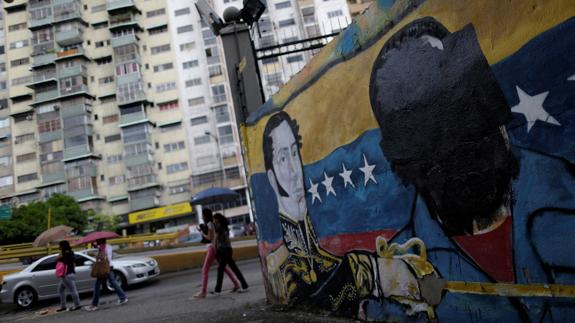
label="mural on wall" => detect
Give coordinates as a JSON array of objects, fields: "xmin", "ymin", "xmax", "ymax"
[{"xmin": 244, "ymin": 0, "xmax": 575, "ymax": 321}]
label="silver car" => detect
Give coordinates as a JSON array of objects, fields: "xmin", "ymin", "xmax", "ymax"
[{"xmin": 0, "ymin": 251, "xmax": 160, "ymax": 308}]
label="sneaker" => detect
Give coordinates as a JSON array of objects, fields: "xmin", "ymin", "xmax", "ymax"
[
  {"xmin": 238, "ymin": 287, "xmax": 249, "ymax": 293},
  {"xmin": 210, "ymin": 291, "xmax": 221, "ymax": 297},
  {"xmin": 117, "ymin": 298, "xmax": 129, "ymax": 305},
  {"xmin": 230, "ymin": 286, "xmax": 240, "ymax": 293},
  {"xmin": 70, "ymin": 306, "xmax": 81, "ymax": 311},
  {"xmin": 56, "ymin": 307, "xmax": 67, "ymax": 312},
  {"xmin": 192, "ymin": 291, "xmax": 206, "ymax": 299},
  {"xmin": 83, "ymin": 305, "xmax": 98, "ymax": 312}
]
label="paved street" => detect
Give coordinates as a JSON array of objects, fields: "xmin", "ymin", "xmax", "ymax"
[{"xmin": 0, "ymin": 258, "xmax": 266, "ymax": 323}]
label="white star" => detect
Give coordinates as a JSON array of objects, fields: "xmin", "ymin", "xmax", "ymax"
[
  {"xmin": 321, "ymin": 172, "xmax": 336, "ymax": 197},
  {"xmin": 339, "ymin": 163, "xmax": 355, "ymax": 189},
  {"xmin": 359, "ymin": 154, "xmax": 377, "ymax": 186},
  {"xmin": 568, "ymin": 74, "xmax": 575, "ymax": 81},
  {"xmin": 308, "ymin": 178, "xmax": 322, "ymax": 204},
  {"xmin": 511, "ymin": 86, "xmax": 560, "ymax": 132}
]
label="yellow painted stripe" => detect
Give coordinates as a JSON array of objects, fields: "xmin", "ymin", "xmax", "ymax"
[
  {"xmin": 446, "ymin": 281, "xmax": 575, "ymax": 298},
  {"xmin": 245, "ymin": 0, "xmax": 575, "ymax": 174}
]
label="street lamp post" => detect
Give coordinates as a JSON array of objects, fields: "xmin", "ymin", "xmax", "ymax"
[{"xmin": 205, "ymin": 130, "xmax": 226, "ymax": 186}]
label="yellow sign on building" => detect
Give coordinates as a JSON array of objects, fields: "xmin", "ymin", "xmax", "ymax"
[{"xmin": 128, "ymin": 202, "xmax": 192, "ymax": 225}]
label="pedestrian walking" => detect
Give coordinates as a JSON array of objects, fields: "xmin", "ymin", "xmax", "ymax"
[
  {"xmin": 213, "ymin": 213, "xmax": 249, "ymax": 295},
  {"xmin": 56, "ymin": 240, "xmax": 81, "ymax": 312},
  {"xmin": 84, "ymin": 239, "xmax": 128, "ymax": 311},
  {"xmin": 193, "ymin": 209, "xmax": 241, "ymax": 298}
]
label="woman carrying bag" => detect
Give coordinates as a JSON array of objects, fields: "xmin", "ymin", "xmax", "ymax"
[{"xmin": 56, "ymin": 240, "xmax": 81, "ymax": 312}]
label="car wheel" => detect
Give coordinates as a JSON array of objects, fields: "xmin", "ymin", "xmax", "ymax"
[
  {"xmin": 106, "ymin": 271, "xmax": 127, "ymax": 292},
  {"xmin": 14, "ymin": 287, "xmax": 37, "ymax": 309}
]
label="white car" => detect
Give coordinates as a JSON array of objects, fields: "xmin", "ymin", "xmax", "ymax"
[{"xmin": 0, "ymin": 251, "xmax": 160, "ymax": 308}]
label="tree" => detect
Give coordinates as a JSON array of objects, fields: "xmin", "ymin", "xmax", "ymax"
[
  {"xmin": 0, "ymin": 194, "xmax": 88, "ymax": 244},
  {"xmin": 84, "ymin": 210, "xmax": 118, "ymax": 233}
]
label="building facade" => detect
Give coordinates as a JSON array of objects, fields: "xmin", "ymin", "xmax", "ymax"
[{"xmin": 0, "ymin": 0, "xmax": 250, "ymax": 233}]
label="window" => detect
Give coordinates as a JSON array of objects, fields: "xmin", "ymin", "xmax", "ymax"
[
  {"xmin": 33, "ymin": 256, "xmax": 57, "ymax": 272},
  {"xmin": 211, "ymin": 84, "xmax": 227, "ymax": 103},
  {"xmin": 11, "ymin": 76, "xmax": 32, "ymax": 86},
  {"xmin": 266, "ymin": 72, "xmax": 283, "ymax": 87},
  {"xmin": 109, "ymin": 175, "xmax": 125, "ymax": 186},
  {"xmin": 164, "ymin": 141, "xmax": 185, "ymax": 153},
  {"xmin": 8, "ymin": 22, "xmax": 27, "ymax": 32},
  {"xmin": 182, "ymin": 60, "xmax": 199, "ymax": 69},
  {"xmin": 18, "ymin": 173, "xmax": 38, "ymax": 183},
  {"xmin": 151, "ymin": 44, "xmax": 170, "ymax": 55},
  {"xmin": 11, "ymin": 57, "xmax": 29, "ymax": 67},
  {"xmin": 0, "ymin": 118, "xmax": 10, "ymax": 129},
  {"xmin": 16, "ymin": 152, "xmax": 36, "ymax": 163},
  {"xmin": 177, "ymin": 24, "xmax": 194, "ymax": 34},
  {"xmin": 104, "ymin": 134, "xmax": 121, "ymax": 143},
  {"xmin": 115, "ymin": 62, "xmax": 139, "ymax": 76},
  {"xmin": 158, "ymin": 100, "xmax": 178, "ymax": 111},
  {"xmin": 0, "ymin": 63, "xmax": 5, "ymax": 73},
  {"xmin": 169, "ymin": 183, "xmax": 190, "ymax": 195},
  {"xmin": 188, "ymin": 97, "xmax": 205, "ymax": 107},
  {"xmin": 262, "ymin": 57, "xmax": 279, "ymax": 65},
  {"xmin": 0, "ymin": 156, "xmax": 11, "ymax": 166},
  {"xmin": 190, "ymin": 116, "xmax": 208, "ymax": 126},
  {"xmin": 0, "ymin": 175, "xmax": 13, "ymax": 187},
  {"xmin": 38, "ymin": 119, "xmax": 61, "ymax": 133},
  {"xmin": 287, "ymin": 55, "xmax": 304, "ymax": 63},
  {"xmin": 103, "ymin": 114, "xmax": 119, "ymax": 124},
  {"xmin": 153, "ymin": 62, "xmax": 173, "ymax": 73},
  {"xmin": 10, "ymin": 40, "xmax": 29, "ymax": 49},
  {"xmin": 146, "ymin": 8, "xmax": 165, "ymax": 18},
  {"xmin": 166, "ymin": 162, "xmax": 188, "ymax": 174},
  {"xmin": 194, "ymin": 135, "xmax": 210, "ymax": 145},
  {"xmin": 218, "ymin": 125, "xmax": 234, "ymax": 144},
  {"xmin": 327, "ymin": 9, "xmax": 344, "ymax": 18},
  {"xmin": 156, "ymin": 81, "xmax": 176, "ymax": 93},
  {"xmin": 259, "ymin": 35, "xmax": 275, "ymax": 47},
  {"xmin": 283, "ymin": 36, "xmax": 299, "ymax": 43},
  {"xmin": 160, "ymin": 123, "xmax": 182, "ymax": 133},
  {"xmin": 208, "ymin": 65, "xmax": 222, "ymax": 77},
  {"xmin": 278, "ymin": 19, "xmax": 296, "ymax": 27},
  {"xmin": 107, "ymin": 154, "xmax": 123, "ymax": 164},
  {"xmin": 98, "ymin": 76, "xmax": 114, "ymax": 85},
  {"xmin": 185, "ymin": 78, "xmax": 202, "ymax": 87},
  {"xmin": 214, "ymin": 104, "xmax": 230, "ymax": 123},
  {"xmin": 95, "ymin": 56, "xmax": 113, "ymax": 65},
  {"xmin": 174, "ymin": 7, "xmax": 190, "ymax": 16},
  {"xmin": 91, "ymin": 4, "xmax": 106, "ymax": 13},
  {"xmin": 275, "ymin": 1, "xmax": 291, "ymax": 9},
  {"xmin": 30, "ymin": 6, "xmax": 52, "ymax": 20},
  {"xmin": 15, "ymin": 133, "xmax": 34, "ymax": 144},
  {"xmin": 180, "ymin": 41, "xmax": 195, "ymax": 51},
  {"xmin": 148, "ymin": 25, "xmax": 168, "ymax": 35},
  {"xmin": 95, "ymin": 41, "xmax": 106, "ymax": 48}
]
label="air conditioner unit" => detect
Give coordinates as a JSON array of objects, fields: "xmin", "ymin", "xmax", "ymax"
[
  {"xmin": 25, "ymin": 114, "xmax": 33, "ymax": 121},
  {"xmin": 53, "ymin": 104, "xmax": 60, "ymax": 110},
  {"xmin": 154, "ymin": 191, "xmax": 161, "ymax": 198}
]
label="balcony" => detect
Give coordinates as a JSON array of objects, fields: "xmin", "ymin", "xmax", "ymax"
[
  {"xmin": 69, "ymin": 187, "xmax": 97, "ymax": 201},
  {"xmin": 115, "ymin": 72, "xmax": 141, "ymax": 86},
  {"xmin": 111, "ymin": 34, "xmax": 138, "ymax": 48},
  {"xmin": 38, "ymin": 130, "xmax": 62, "ymax": 143},
  {"xmin": 61, "ymin": 103, "xmax": 91, "ymax": 118},
  {"xmin": 63, "ymin": 144, "xmax": 93, "ymax": 161},
  {"xmin": 42, "ymin": 171, "xmax": 66, "ymax": 184},
  {"xmin": 32, "ymin": 42, "xmax": 55, "ymax": 57},
  {"xmin": 55, "ymin": 28, "xmax": 84, "ymax": 46},
  {"xmin": 32, "ymin": 52, "xmax": 56, "ymax": 68},
  {"xmin": 59, "ymin": 84, "xmax": 89, "ymax": 97},
  {"xmin": 55, "ymin": 47, "xmax": 87, "ymax": 61},
  {"xmin": 117, "ymin": 90, "xmax": 146, "ymax": 106},
  {"xmin": 109, "ymin": 13, "xmax": 141, "ymax": 31},
  {"xmin": 29, "ymin": 15, "xmax": 53, "ymax": 30},
  {"xmin": 53, "ymin": 1, "xmax": 82, "ymax": 23},
  {"xmin": 107, "ymin": 0, "xmax": 139, "ymax": 13},
  {"xmin": 127, "ymin": 174, "xmax": 158, "ymax": 191},
  {"xmin": 27, "ymin": 70, "xmax": 57, "ymax": 88},
  {"xmin": 129, "ymin": 196, "xmax": 160, "ymax": 212},
  {"xmin": 58, "ymin": 65, "xmax": 87, "ymax": 79},
  {"xmin": 124, "ymin": 152, "xmax": 153, "ymax": 167},
  {"xmin": 119, "ymin": 110, "xmax": 147, "ymax": 127},
  {"xmin": 35, "ymin": 89, "xmax": 60, "ymax": 103}
]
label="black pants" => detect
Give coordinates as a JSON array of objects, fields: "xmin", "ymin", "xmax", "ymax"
[{"xmin": 215, "ymin": 247, "xmax": 248, "ymax": 293}]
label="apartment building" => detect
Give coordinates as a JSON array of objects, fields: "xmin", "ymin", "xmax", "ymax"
[
  {"xmin": 0, "ymin": 2, "xmax": 14, "ymax": 199},
  {"xmin": 0, "ymin": 0, "xmax": 249, "ymax": 233}
]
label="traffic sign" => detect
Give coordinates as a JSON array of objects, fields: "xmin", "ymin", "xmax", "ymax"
[{"xmin": 0, "ymin": 204, "xmax": 12, "ymax": 220}]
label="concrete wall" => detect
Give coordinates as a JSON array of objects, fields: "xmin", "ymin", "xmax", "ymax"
[{"xmin": 244, "ymin": 0, "xmax": 575, "ymax": 321}]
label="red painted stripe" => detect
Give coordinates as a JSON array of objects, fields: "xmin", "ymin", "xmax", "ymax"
[{"xmin": 319, "ymin": 230, "xmax": 399, "ymax": 257}]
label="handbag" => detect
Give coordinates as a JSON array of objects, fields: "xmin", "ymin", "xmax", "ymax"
[
  {"xmin": 90, "ymin": 249, "xmax": 111, "ymax": 278},
  {"xmin": 55, "ymin": 261, "xmax": 67, "ymax": 278}
]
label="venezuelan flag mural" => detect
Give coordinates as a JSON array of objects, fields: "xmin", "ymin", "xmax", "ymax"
[{"xmin": 243, "ymin": 0, "xmax": 575, "ymax": 321}]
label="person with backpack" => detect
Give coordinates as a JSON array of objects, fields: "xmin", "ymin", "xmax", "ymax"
[
  {"xmin": 213, "ymin": 213, "xmax": 249, "ymax": 295},
  {"xmin": 193, "ymin": 209, "xmax": 241, "ymax": 298},
  {"xmin": 56, "ymin": 240, "xmax": 81, "ymax": 312},
  {"xmin": 84, "ymin": 239, "xmax": 128, "ymax": 311}
]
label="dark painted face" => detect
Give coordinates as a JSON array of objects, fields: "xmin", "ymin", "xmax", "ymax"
[{"xmin": 369, "ymin": 18, "xmax": 519, "ymax": 236}]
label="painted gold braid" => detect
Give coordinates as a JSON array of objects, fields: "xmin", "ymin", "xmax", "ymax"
[
  {"xmin": 328, "ymin": 283, "xmax": 359, "ymax": 311},
  {"xmin": 347, "ymin": 253, "xmax": 376, "ymax": 299}
]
